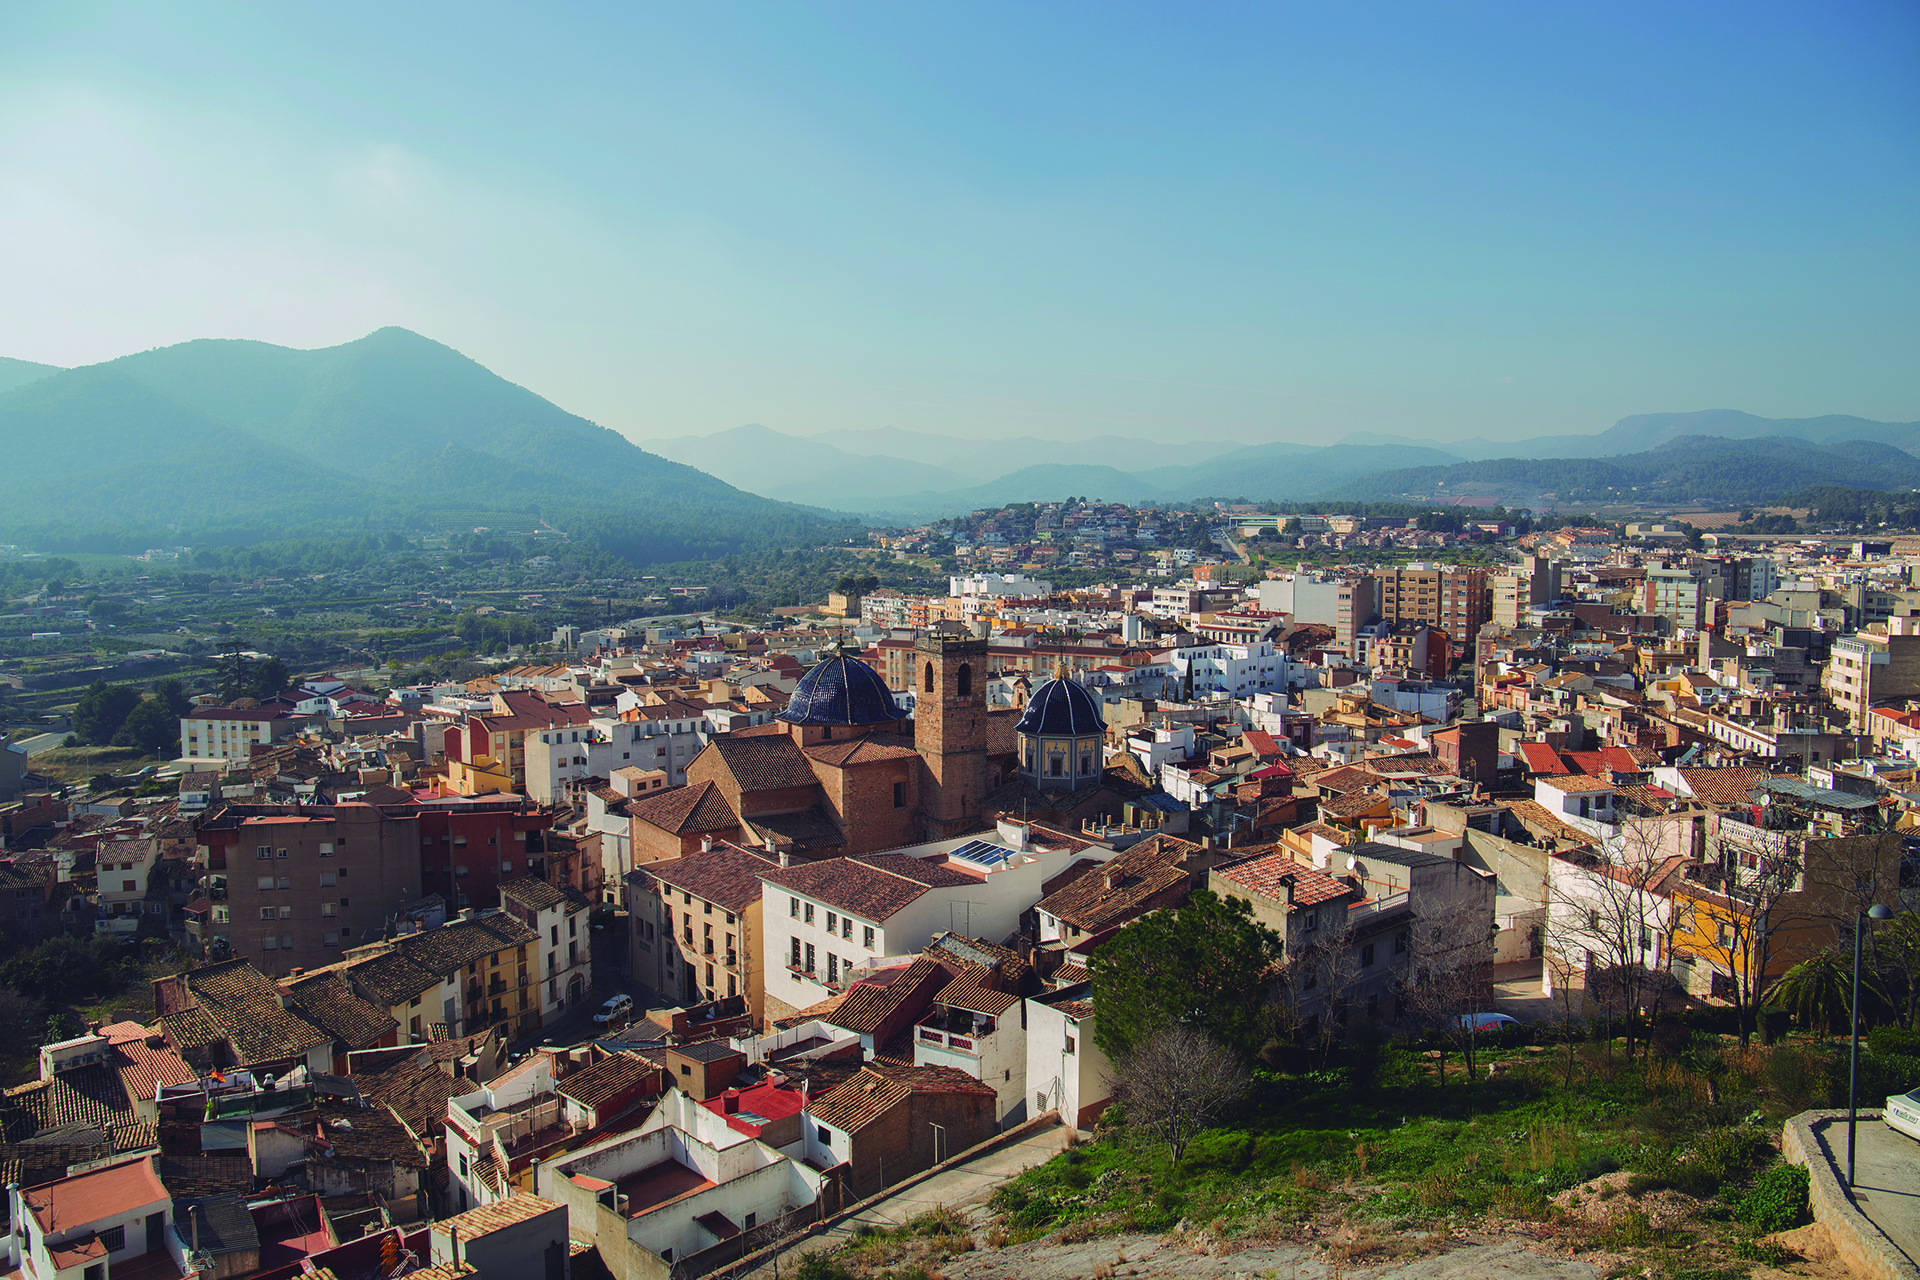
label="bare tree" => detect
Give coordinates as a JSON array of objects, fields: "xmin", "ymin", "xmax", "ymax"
[
  {"xmin": 1400, "ymin": 912, "xmax": 1499, "ymax": 1082},
  {"xmin": 1109, "ymin": 1024, "xmax": 1249, "ymax": 1164},
  {"xmin": 1544, "ymin": 819, "xmax": 1678, "ymax": 1063},
  {"xmin": 1285, "ymin": 906, "xmax": 1366, "ymax": 1068}
]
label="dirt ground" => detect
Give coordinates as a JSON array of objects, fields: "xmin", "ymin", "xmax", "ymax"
[{"xmin": 937, "ymin": 1231, "xmax": 1602, "ymax": 1280}]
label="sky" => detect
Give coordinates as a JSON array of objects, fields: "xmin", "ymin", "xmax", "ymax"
[{"xmin": 1, "ymin": 2, "xmax": 1915, "ymax": 447}]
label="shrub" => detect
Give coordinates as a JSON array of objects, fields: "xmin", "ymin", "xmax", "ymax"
[
  {"xmin": 1827, "ymin": 1051, "xmax": 1920, "ymax": 1107},
  {"xmin": 795, "ymin": 1254, "xmax": 855, "ymax": 1280},
  {"xmin": 1650, "ymin": 1022, "xmax": 1692, "ymax": 1058},
  {"xmin": 1738, "ymin": 1161, "xmax": 1810, "ymax": 1234},
  {"xmin": 1869, "ymin": 1026, "xmax": 1920, "ymax": 1058}
]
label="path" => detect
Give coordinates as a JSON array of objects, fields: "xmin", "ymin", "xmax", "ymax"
[
  {"xmin": 830, "ymin": 1124, "xmax": 1069, "ymax": 1234},
  {"xmin": 1843, "ymin": 1119, "xmax": 1920, "ymax": 1266}
]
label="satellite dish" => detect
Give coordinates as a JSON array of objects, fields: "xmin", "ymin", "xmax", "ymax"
[{"xmin": 1345, "ymin": 857, "xmax": 1360, "ymax": 871}]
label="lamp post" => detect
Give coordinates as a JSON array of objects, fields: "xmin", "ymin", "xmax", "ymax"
[{"xmin": 1848, "ymin": 902, "xmax": 1895, "ymax": 1188}]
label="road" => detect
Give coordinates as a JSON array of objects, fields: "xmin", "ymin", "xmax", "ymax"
[
  {"xmin": 12, "ymin": 731, "xmax": 70, "ymax": 756},
  {"xmin": 1845, "ymin": 1117, "xmax": 1920, "ymax": 1266}
]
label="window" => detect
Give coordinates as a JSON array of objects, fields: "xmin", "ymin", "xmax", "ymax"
[
  {"xmin": 790, "ymin": 896, "xmax": 800, "ymax": 918},
  {"xmin": 827, "ymin": 954, "xmax": 839, "ymax": 983},
  {"xmin": 325, "ymin": 931, "xmax": 339, "ymax": 946},
  {"xmin": 804, "ymin": 903, "xmax": 815, "ymax": 925},
  {"xmin": 1064, "ymin": 1034, "xmax": 1076, "ymax": 1055},
  {"xmin": 278, "ymin": 905, "xmax": 293, "ymax": 919},
  {"xmin": 826, "ymin": 911, "xmax": 837, "ymax": 933},
  {"xmin": 99, "ymin": 1227, "xmax": 125, "ymax": 1254},
  {"xmin": 282, "ymin": 933, "xmax": 294, "ymax": 948},
  {"xmin": 258, "ymin": 875, "xmax": 275, "ymax": 890},
  {"xmin": 257, "ymin": 846, "xmax": 272, "ymax": 860},
  {"xmin": 864, "ymin": 925, "xmax": 875, "ymax": 949},
  {"xmin": 893, "ymin": 781, "xmax": 906, "ymax": 808},
  {"xmin": 551, "ymin": 925, "xmax": 559, "ymax": 944},
  {"xmin": 725, "ymin": 912, "xmax": 735, "ymax": 925},
  {"xmin": 792, "ymin": 937, "xmax": 802, "ymax": 967},
  {"xmin": 957, "ymin": 663, "xmax": 972, "ymax": 696},
  {"xmin": 817, "ymin": 1124, "xmax": 833, "ymax": 1143},
  {"xmin": 923, "ymin": 662, "xmax": 935, "ymax": 692},
  {"xmin": 1303, "ymin": 910, "xmax": 1318, "ymax": 932},
  {"xmin": 1360, "ymin": 944, "xmax": 1374, "ymax": 967},
  {"xmin": 319, "ymin": 842, "xmax": 334, "ymax": 857},
  {"xmin": 842, "ymin": 916, "xmax": 853, "ymax": 939},
  {"xmin": 262, "ymin": 935, "xmax": 278, "ymax": 950},
  {"xmin": 323, "ymin": 902, "xmax": 337, "ymax": 917},
  {"xmin": 1394, "ymin": 930, "xmax": 1408, "ymax": 955},
  {"xmin": 804, "ymin": 942, "xmax": 815, "ymax": 973},
  {"xmin": 743, "ymin": 1213, "xmax": 756, "ymax": 1231},
  {"xmin": 276, "ymin": 848, "xmax": 288, "ymax": 859},
  {"xmin": 260, "ymin": 907, "xmax": 276, "ymax": 921},
  {"xmin": 454, "ymin": 836, "xmax": 467, "ymax": 849}
]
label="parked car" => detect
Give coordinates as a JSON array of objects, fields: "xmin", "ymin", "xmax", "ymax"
[
  {"xmin": 1455, "ymin": 1012, "xmax": 1522, "ymax": 1033},
  {"xmin": 1886, "ymin": 1088, "xmax": 1920, "ymax": 1143},
  {"xmin": 592, "ymin": 993, "xmax": 633, "ymax": 1025}
]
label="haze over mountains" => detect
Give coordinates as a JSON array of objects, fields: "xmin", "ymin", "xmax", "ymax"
[
  {"xmin": 0, "ymin": 328, "xmax": 851, "ymax": 561},
  {"xmin": 2, "ymin": 329, "xmax": 1916, "ymax": 561},
  {"xmin": 655, "ymin": 412, "xmax": 1920, "ymax": 520}
]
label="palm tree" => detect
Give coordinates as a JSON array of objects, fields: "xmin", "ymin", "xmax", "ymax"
[{"xmin": 1775, "ymin": 950, "xmax": 1893, "ymax": 1038}]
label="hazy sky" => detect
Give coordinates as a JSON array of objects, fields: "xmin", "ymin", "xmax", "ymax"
[{"xmin": 2, "ymin": 3, "xmax": 1915, "ymax": 446}]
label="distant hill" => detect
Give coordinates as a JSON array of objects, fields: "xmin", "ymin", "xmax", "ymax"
[
  {"xmin": 1340, "ymin": 409, "xmax": 1920, "ymax": 460},
  {"xmin": 647, "ymin": 423, "xmax": 976, "ymax": 505},
  {"xmin": 0, "ymin": 329, "xmax": 853, "ymax": 561},
  {"xmin": 1327, "ymin": 436, "xmax": 1920, "ymax": 508},
  {"xmin": 0, "ymin": 355, "xmax": 63, "ymax": 396}
]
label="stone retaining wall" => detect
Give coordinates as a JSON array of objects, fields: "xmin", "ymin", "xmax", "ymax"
[{"xmin": 1782, "ymin": 1108, "xmax": 1919, "ymax": 1280}]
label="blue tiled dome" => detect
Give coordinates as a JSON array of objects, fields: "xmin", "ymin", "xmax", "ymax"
[
  {"xmin": 778, "ymin": 653, "xmax": 908, "ymax": 726},
  {"xmin": 1016, "ymin": 676, "xmax": 1105, "ymax": 736}
]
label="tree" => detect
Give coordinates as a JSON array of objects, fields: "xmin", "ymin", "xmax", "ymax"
[
  {"xmin": 152, "ymin": 677, "xmax": 193, "ymax": 717},
  {"xmin": 246, "ymin": 657, "xmax": 292, "ymax": 700},
  {"xmin": 1401, "ymin": 915, "xmax": 1501, "ymax": 1083},
  {"xmin": 117, "ymin": 697, "xmax": 180, "ymax": 755},
  {"xmin": 1878, "ymin": 911, "xmax": 1920, "ymax": 1029},
  {"xmin": 215, "ymin": 641, "xmax": 254, "ymax": 701},
  {"xmin": 1089, "ymin": 889, "xmax": 1284, "ymax": 1062},
  {"xmin": 72, "ymin": 681, "xmax": 141, "ymax": 746},
  {"xmin": 1284, "ymin": 904, "xmax": 1368, "ymax": 1068},
  {"xmin": 1775, "ymin": 949, "xmax": 1892, "ymax": 1038},
  {"xmin": 1109, "ymin": 1024, "xmax": 1248, "ymax": 1163}
]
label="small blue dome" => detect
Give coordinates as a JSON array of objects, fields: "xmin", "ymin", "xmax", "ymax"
[
  {"xmin": 1016, "ymin": 677, "xmax": 1105, "ymax": 736},
  {"xmin": 778, "ymin": 653, "xmax": 908, "ymax": 727}
]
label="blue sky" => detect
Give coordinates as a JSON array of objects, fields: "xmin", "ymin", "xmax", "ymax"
[{"xmin": 1, "ymin": 2, "xmax": 1914, "ymax": 445}]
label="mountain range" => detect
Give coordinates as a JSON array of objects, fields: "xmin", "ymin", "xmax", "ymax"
[
  {"xmin": 0, "ymin": 329, "xmax": 853, "ymax": 561},
  {"xmin": 647, "ymin": 415, "xmax": 1920, "ymax": 519},
  {"xmin": 3, "ymin": 330, "xmax": 1915, "ymax": 554}
]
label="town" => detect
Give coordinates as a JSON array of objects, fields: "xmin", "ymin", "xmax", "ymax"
[{"xmin": 3, "ymin": 501, "xmax": 1919, "ymax": 1280}]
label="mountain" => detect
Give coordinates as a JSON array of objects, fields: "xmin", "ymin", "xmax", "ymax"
[
  {"xmin": 1136, "ymin": 441, "xmax": 1463, "ymax": 497},
  {"xmin": 0, "ymin": 329, "xmax": 853, "ymax": 560},
  {"xmin": 0, "ymin": 356, "xmax": 63, "ymax": 396},
  {"xmin": 647, "ymin": 424, "xmax": 976, "ymax": 504},
  {"xmin": 803, "ymin": 427, "xmax": 1243, "ymax": 480},
  {"xmin": 1326, "ymin": 436, "xmax": 1920, "ymax": 508},
  {"xmin": 1340, "ymin": 410, "xmax": 1920, "ymax": 460}
]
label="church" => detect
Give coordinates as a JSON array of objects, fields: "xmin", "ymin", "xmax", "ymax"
[{"xmin": 629, "ymin": 634, "xmax": 1127, "ymax": 860}]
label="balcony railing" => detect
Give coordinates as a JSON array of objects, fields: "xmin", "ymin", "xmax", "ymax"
[{"xmin": 917, "ymin": 1027, "xmax": 977, "ymax": 1053}]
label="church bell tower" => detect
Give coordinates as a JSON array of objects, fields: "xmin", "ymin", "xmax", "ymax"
[{"xmin": 913, "ymin": 634, "xmax": 988, "ymax": 839}]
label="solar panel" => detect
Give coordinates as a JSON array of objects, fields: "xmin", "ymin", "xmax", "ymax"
[{"xmin": 950, "ymin": 840, "xmax": 1010, "ymax": 868}]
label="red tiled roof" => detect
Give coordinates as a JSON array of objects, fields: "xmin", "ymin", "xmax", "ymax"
[
  {"xmin": 760, "ymin": 853, "xmax": 980, "ymax": 921},
  {"xmin": 1213, "ymin": 852, "xmax": 1354, "ymax": 908},
  {"xmin": 22, "ymin": 1156, "xmax": 169, "ymax": 1230},
  {"xmin": 648, "ymin": 842, "xmax": 780, "ymax": 912},
  {"xmin": 1517, "ymin": 743, "xmax": 1569, "ymax": 775},
  {"xmin": 629, "ymin": 781, "xmax": 740, "ymax": 836},
  {"xmin": 1033, "ymin": 834, "xmax": 1199, "ymax": 932}
]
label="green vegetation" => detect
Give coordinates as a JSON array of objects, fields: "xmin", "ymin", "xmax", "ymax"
[{"xmin": 1089, "ymin": 890, "xmax": 1283, "ymax": 1061}]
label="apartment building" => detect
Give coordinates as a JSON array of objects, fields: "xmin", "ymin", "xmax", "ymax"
[
  {"xmin": 1643, "ymin": 566, "xmax": 1711, "ymax": 631},
  {"xmin": 499, "ymin": 876, "xmax": 594, "ymax": 1020},
  {"xmin": 179, "ymin": 702, "xmax": 303, "ymax": 763},
  {"xmin": 1378, "ymin": 565, "xmax": 1491, "ymax": 650},
  {"xmin": 196, "ymin": 803, "xmax": 425, "ymax": 976},
  {"xmin": 647, "ymin": 840, "xmax": 779, "ymax": 1019},
  {"xmin": 1824, "ymin": 618, "xmax": 1920, "ymax": 732}
]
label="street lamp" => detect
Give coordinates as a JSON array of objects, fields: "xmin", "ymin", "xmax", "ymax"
[{"xmin": 1848, "ymin": 901, "xmax": 1896, "ymax": 1188}]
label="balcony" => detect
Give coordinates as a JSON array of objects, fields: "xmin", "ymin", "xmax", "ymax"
[{"xmin": 916, "ymin": 1006, "xmax": 996, "ymax": 1055}]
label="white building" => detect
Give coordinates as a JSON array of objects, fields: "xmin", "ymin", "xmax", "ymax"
[
  {"xmin": 538, "ymin": 1088, "xmax": 823, "ymax": 1277},
  {"xmin": 756, "ymin": 829, "xmax": 1103, "ymax": 1020},
  {"xmin": 1167, "ymin": 640, "xmax": 1285, "ymax": 699},
  {"xmin": 7, "ymin": 1157, "xmax": 183, "ymax": 1280},
  {"xmin": 446, "ymin": 1053, "xmax": 559, "ymax": 1211},
  {"xmin": 1024, "ymin": 984, "xmax": 1112, "ymax": 1133}
]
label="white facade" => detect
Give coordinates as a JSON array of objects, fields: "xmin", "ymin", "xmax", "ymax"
[
  {"xmin": 1024, "ymin": 988, "xmax": 1112, "ymax": 1132},
  {"xmin": 763, "ymin": 835, "xmax": 1092, "ymax": 1012},
  {"xmin": 914, "ymin": 1010, "xmax": 1027, "ymax": 1128},
  {"xmin": 6, "ymin": 1158, "xmax": 177, "ymax": 1280},
  {"xmin": 1169, "ymin": 640, "xmax": 1284, "ymax": 699},
  {"xmin": 446, "ymin": 1054, "xmax": 559, "ymax": 1211},
  {"xmin": 539, "ymin": 1089, "xmax": 822, "ymax": 1270}
]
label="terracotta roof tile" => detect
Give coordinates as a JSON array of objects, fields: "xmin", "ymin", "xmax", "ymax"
[
  {"xmin": 628, "ymin": 782, "xmax": 741, "ymax": 836},
  {"xmin": 1033, "ymin": 834, "xmax": 1200, "ymax": 933},
  {"xmin": 285, "ymin": 972, "xmax": 397, "ymax": 1050},
  {"xmin": 700, "ymin": 735, "xmax": 819, "ymax": 793},
  {"xmin": 554, "ymin": 1052, "xmax": 655, "ymax": 1112},
  {"xmin": 1214, "ymin": 852, "xmax": 1355, "ymax": 908},
  {"xmin": 649, "ymin": 842, "xmax": 780, "ymax": 913},
  {"xmin": 759, "ymin": 853, "xmax": 979, "ymax": 921}
]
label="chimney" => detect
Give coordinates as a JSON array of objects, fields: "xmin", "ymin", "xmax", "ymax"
[
  {"xmin": 778, "ymin": 849, "xmax": 790, "ymax": 868},
  {"xmin": 449, "ymin": 1225, "xmax": 459, "ymax": 1268},
  {"xmin": 287, "ymin": 967, "xmax": 305, "ymax": 979},
  {"xmin": 700, "ymin": 834, "xmax": 714, "ymax": 853},
  {"xmin": 723, "ymin": 1088, "xmax": 741, "ymax": 1114}
]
